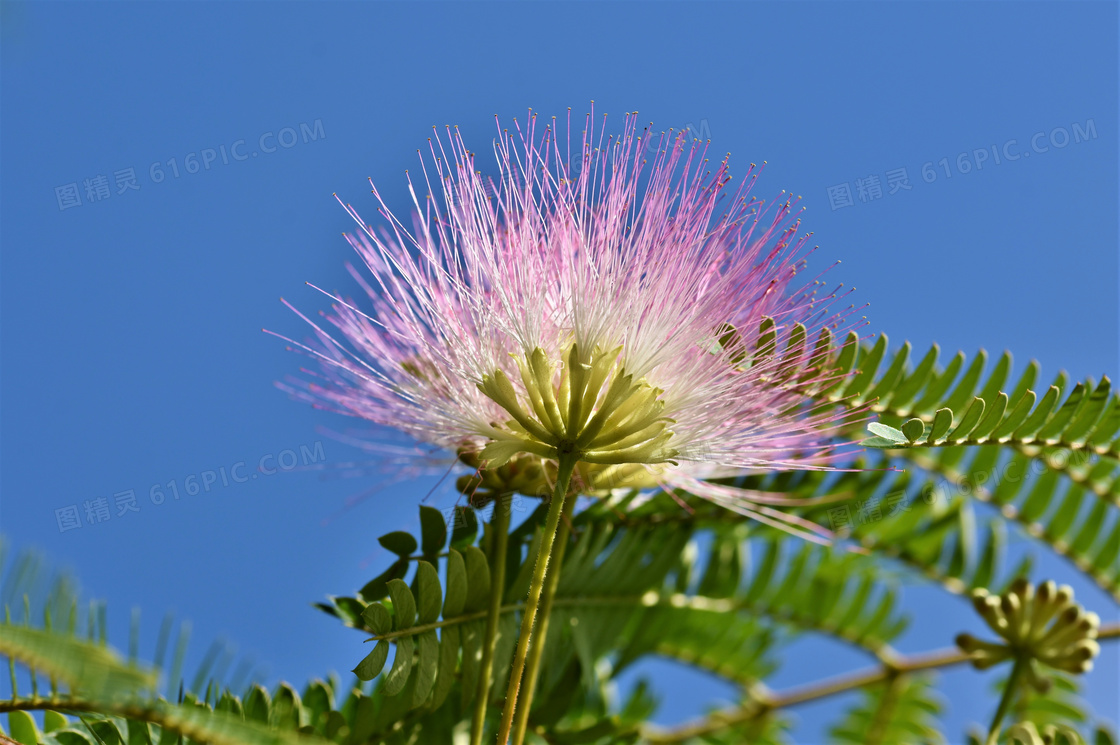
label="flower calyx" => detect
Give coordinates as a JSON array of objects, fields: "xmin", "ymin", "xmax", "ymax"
[
  {"xmin": 477, "ymin": 343, "xmax": 677, "ymax": 468},
  {"xmin": 455, "ymin": 450, "xmax": 548, "ymax": 506}
]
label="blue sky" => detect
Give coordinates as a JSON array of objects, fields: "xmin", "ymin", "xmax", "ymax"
[{"xmin": 1, "ymin": 2, "xmax": 1116, "ymax": 742}]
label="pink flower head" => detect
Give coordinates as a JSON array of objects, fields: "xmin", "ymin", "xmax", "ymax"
[{"xmin": 276, "ymin": 108, "xmax": 865, "ymax": 539}]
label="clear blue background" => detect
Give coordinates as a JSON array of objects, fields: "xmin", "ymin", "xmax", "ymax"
[{"xmin": 2, "ymin": 2, "xmax": 1117, "ymax": 742}]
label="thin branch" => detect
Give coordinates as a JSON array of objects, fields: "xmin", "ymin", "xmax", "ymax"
[{"xmin": 640, "ymin": 622, "xmax": 1120, "ymax": 743}]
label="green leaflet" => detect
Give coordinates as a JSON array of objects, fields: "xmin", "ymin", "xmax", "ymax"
[
  {"xmin": 865, "ymin": 422, "xmax": 908, "ymax": 448},
  {"xmin": 377, "ymin": 532, "xmax": 417, "ymax": 557},
  {"xmin": 832, "ymin": 335, "xmax": 1120, "ymax": 456},
  {"xmin": 381, "ymin": 635, "xmax": 412, "ymax": 696},
  {"xmin": 352, "ymin": 641, "xmax": 388, "ymax": 682},
  {"xmin": 412, "ymin": 562, "xmax": 442, "ymax": 625},
  {"xmin": 418, "ymin": 505, "xmax": 448, "ymax": 560},
  {"xmin": 8, "ymin": 711, "xmax": 38, "ymax": 745}
]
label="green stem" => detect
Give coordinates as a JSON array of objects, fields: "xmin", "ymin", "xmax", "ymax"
[
  {"xmin": 470, "ymin": 493, "xmax": 513, "ymax": 745},
  {"xmin": 510, "ymin": 491, "xmax": 577, "ymax": 745},
  {"xmin": 495, "ymin": 454, "xmax": 578, "ymax": 744},
  {"xmin": 986, "ymin": 653, "xmax": 1027, "ymax": 745}
]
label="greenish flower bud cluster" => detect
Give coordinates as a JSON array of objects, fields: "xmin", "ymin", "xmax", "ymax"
[
  {"xmin": 455, "ymin": 450, "xmax": 548, "ymax": 505},
  {"xmin": 1004, "ymin": 721, "xmax": 1088, "ymax": 745},
  {"xmin": 957, "ymin": 579, "xmax": 1100, "ymax": 691}
]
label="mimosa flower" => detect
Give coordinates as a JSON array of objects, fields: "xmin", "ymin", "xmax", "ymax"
[{"xmin": 275, "ymin": 107, "xmax": 864, "ymax": 538}]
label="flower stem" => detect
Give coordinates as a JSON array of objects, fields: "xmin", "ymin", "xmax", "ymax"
[
  {"xmin": 470, "ymin": 493, "xmax": 513, "ymax": 745},
  {"xmin": 986, "ymin": 653, "xmax": 1027, "ymax": 745},
  {"xmin": 510, "ymin": 491, "xmax": 577, "ymax": 745},
  {"xmin": 495, "ymin": 454, "xmax": 578, "ymax": 744}
]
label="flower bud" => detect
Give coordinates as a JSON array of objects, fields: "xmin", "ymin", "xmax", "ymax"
[{"xmin": 957, "ymin": 579, "xmax": 1100, "ymax": 684}]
